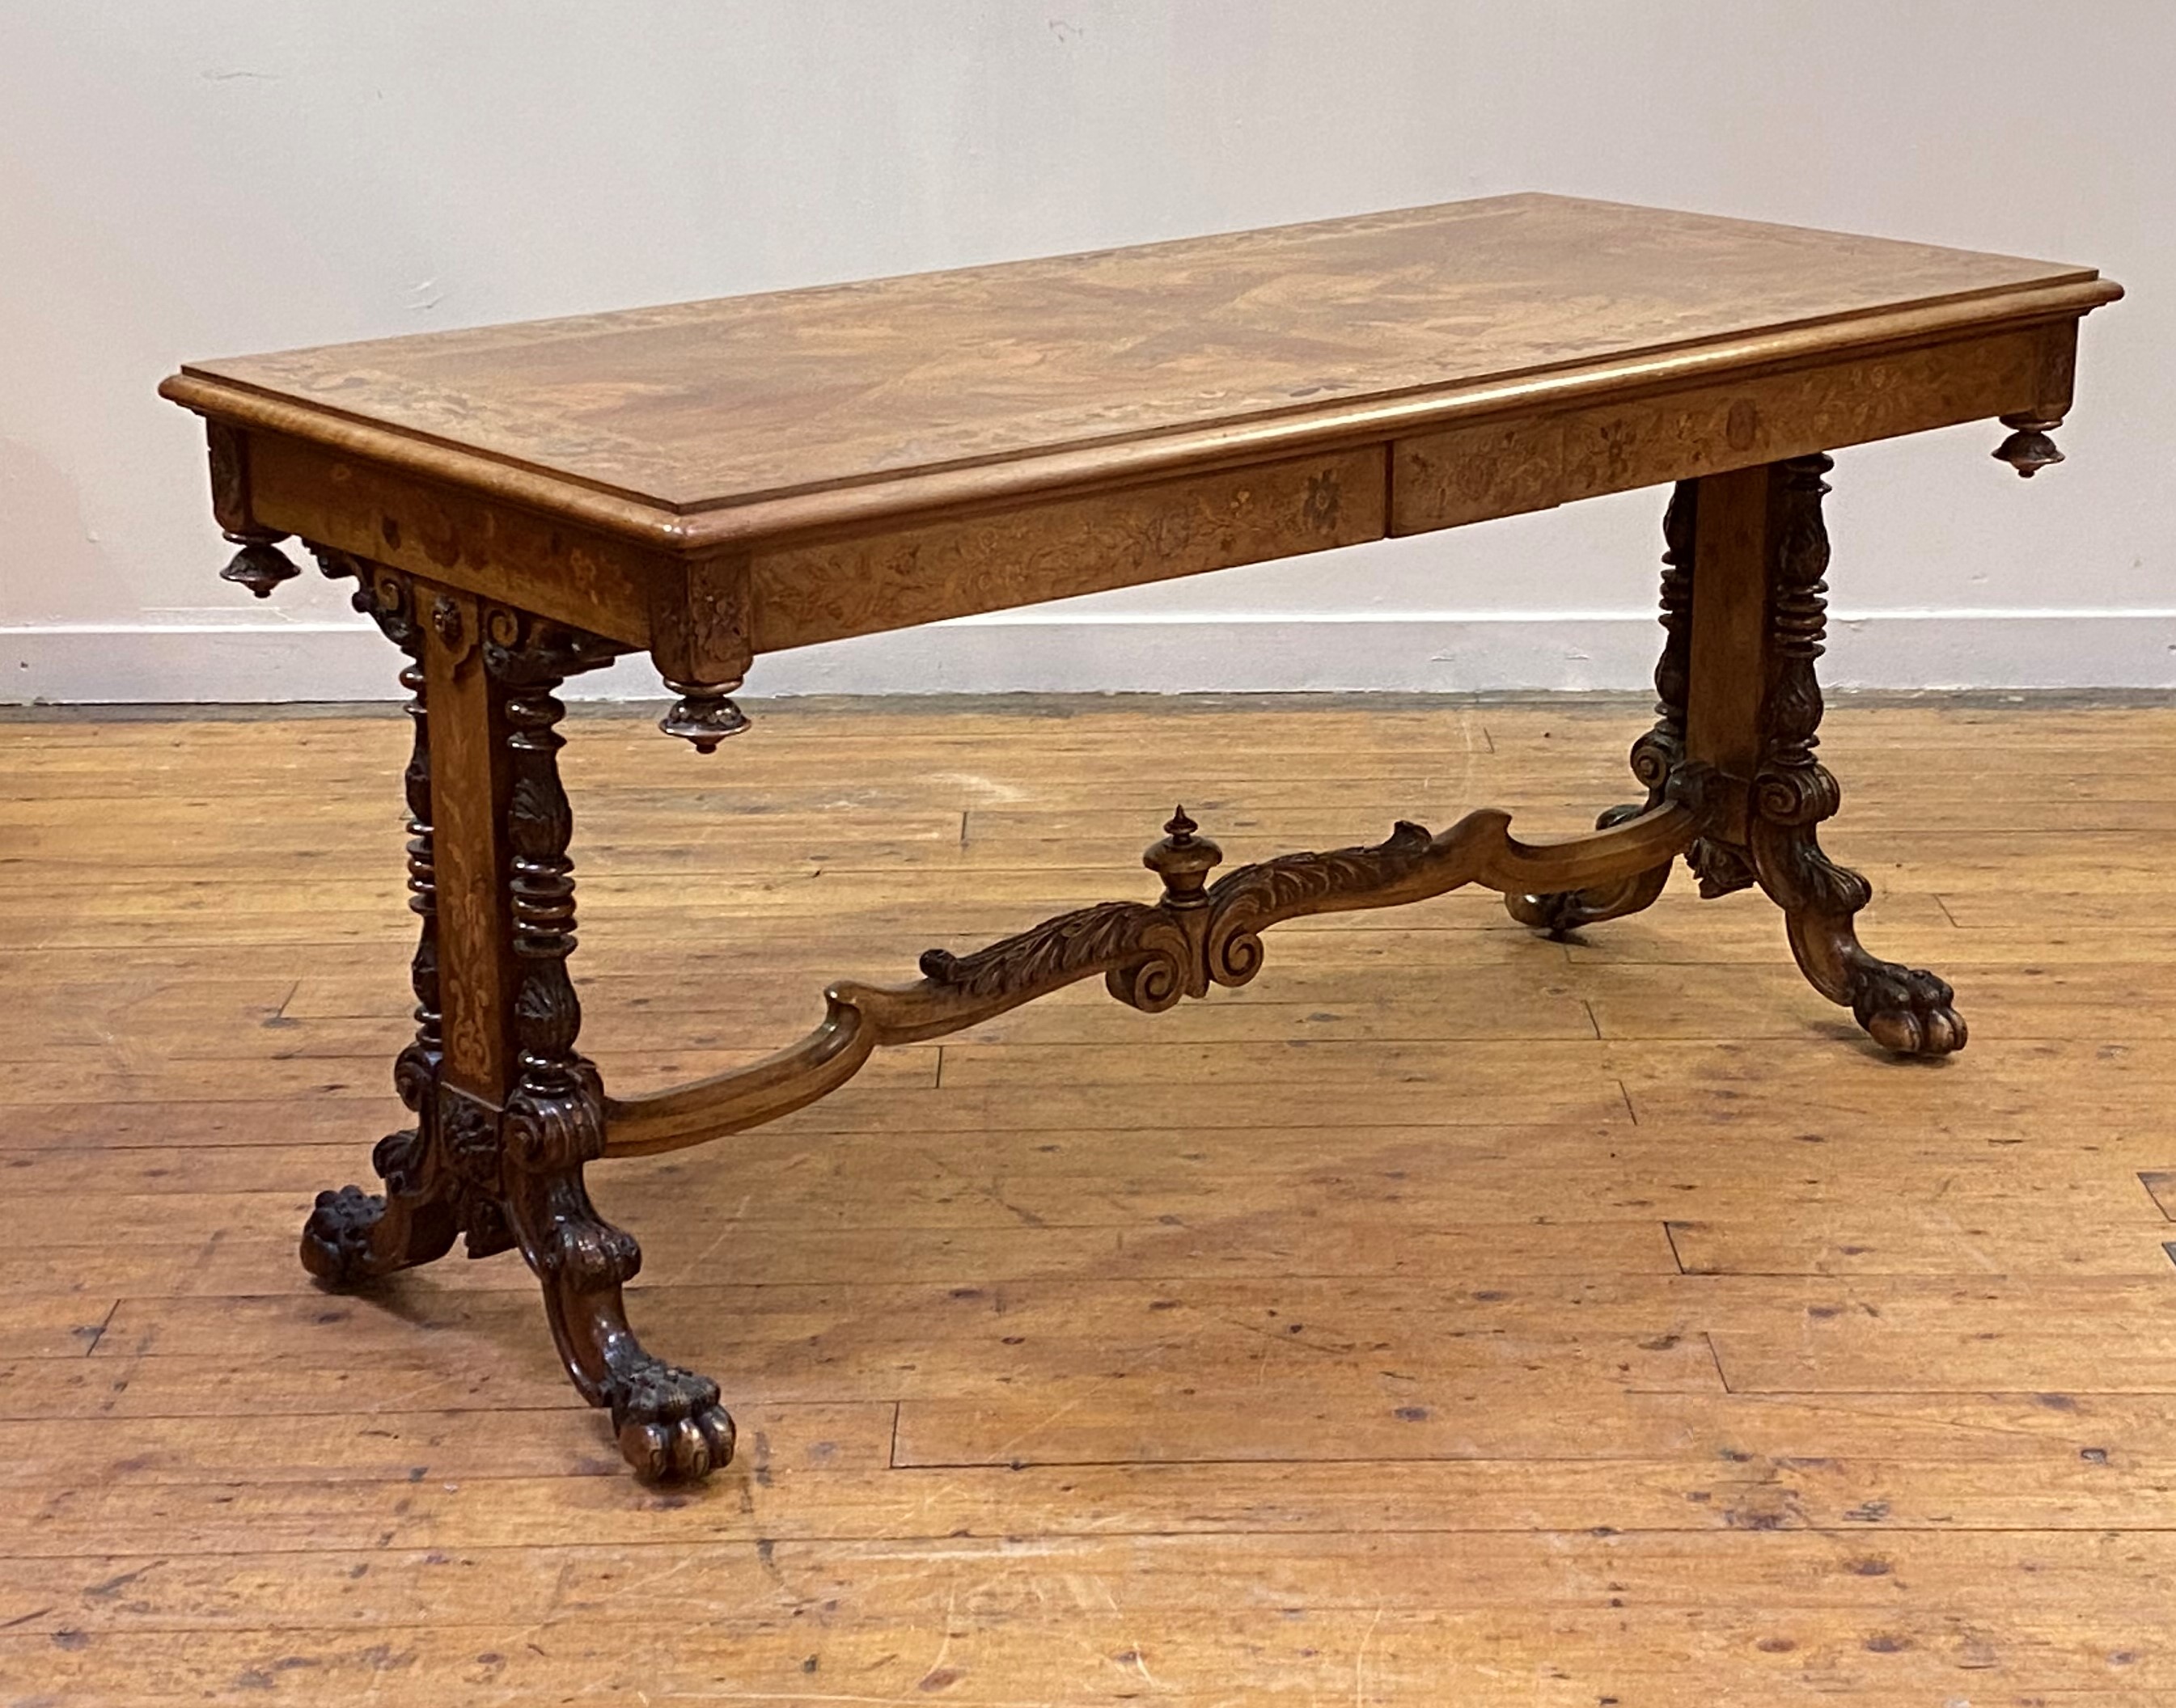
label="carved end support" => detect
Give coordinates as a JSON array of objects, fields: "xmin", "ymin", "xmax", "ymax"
[
  {"xmin": 659, "ymin": 679, "xmax": 751, "ymax": 753},
  {"xmin": 219, "ymin": 530, "xmax": 302, "ymax": 598},
  {"xmin": 1993, "ymin": 413, "xmax": 2065, "ymax": 478}
]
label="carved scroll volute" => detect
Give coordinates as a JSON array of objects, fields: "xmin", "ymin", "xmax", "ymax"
[
  {"xmin": 1107, "ymin": 810, "xmax": 1224, "ymax": 1007},
  {"xmin": 1204, "ymin": 820, "xmax": 1437, "ymax": 988}
]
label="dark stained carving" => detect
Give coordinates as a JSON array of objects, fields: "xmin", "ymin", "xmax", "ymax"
[
  {"xmin": 481, "ymin": 604, "xmax": 735, "ymax": 1482},
  {"xmin": 219, "ymin": 530, "xmax": 303, "ymax": 598},
  {"xmin": 1742, "ymin": 454, "xmax": 1966, "ymax": 1055},
  {"xmin": 1687, "ymin": 835, "xmax": 1758, "ymax": 900},
  {"xmin": 294, "ymin": 562, "xmax": 725, "ymax": 1481},
  {"xmin": 430, "ymin": 594, "xmax": 466, "ymax": 650},
  {"xmin": 1993, "ymin": 412, "xmax": 2065, "ymax": 477},
  {"xmin": 658, "ymin": 678, "xmax": 751, "ymax": 753},
  {"xmin": 1631, "ymin": 479, "xmax": 1697, "ymax": 805},
  {"xmin": 299, "ymin": 565, "xmax": 471, "ymax": 1283},
  {"xmin": 1499, "ymin": 457, "xmax": 1963, "ymax": 1055},
  {"xmin": 1688, "ymin": 831, "xmax": 1758, "ymax": 900}
]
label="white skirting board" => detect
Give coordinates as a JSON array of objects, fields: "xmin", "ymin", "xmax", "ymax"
[{"xmin": 7, "ymin": 610, "xmax": 2176, "ymax": 704}]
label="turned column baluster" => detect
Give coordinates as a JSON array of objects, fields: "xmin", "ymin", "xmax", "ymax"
[
  {"xmin": 481, "ymin": 607, "xmax": 738, "ymax": 1482},
  {"xmin": 1738, "ymin": 454, "xmax": 1967, "ymax": 1055},
  {"xmin": 298, "ymin": 561, "xmax": 464, "ymax": 1281}
]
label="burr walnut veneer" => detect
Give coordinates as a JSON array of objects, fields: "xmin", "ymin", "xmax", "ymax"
[{"xmin": 162, "ymin": 193, "xmax": 2121, "ymax": 1481}]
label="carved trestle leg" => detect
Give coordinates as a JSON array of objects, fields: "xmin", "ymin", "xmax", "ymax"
[
  {"xmin": 1510, "ymin": 456, "xmax": 1964, "ymax": 1054},
  {"xmin": 1731, "ymin": 455, "xmax": 1963, "ymax": 1054},
  {"xmin": 1683, "ymin": 456, "xmax": 1962, "ymax": 1054},
  {"xmin": 299, "ymin": 563, "xmax": 478, "ymax": 1280},
  {"xmin": 483, "ymin": 608, "xmax": 735, "ymax": 1481},
  {"xmin": 298, "ymin": 560, "xmax": 731, "ymax": 1482}
]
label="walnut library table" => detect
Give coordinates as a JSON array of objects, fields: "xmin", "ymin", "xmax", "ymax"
[{"xmin": 163, "ymin": 193, "xmax": 2121, "ymax": 1482}]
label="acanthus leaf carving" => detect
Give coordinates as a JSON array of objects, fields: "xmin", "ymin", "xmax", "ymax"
[
  {"xmin": 1738, "ymin": 454, "xmax": 1966, "ymax": 1056},
  {"xmin": 604, "ymin": 795, "xmax": 1703, "ymax": 1161},
  {"xmin": 1204, "ymin": 820, "xmax": 1435, "ymax": 986},
  {"xmin": 919, "ymin": 899, "xmax": 1183, "ymax": 1005}
]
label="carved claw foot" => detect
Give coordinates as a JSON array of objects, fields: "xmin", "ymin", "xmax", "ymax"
[
  {"xmin": 1739, "ymin": 452, "xmax": 1972, "ymax": 1060},
  {"xmin": 298, "ymin": 1160, "xmax": 461, "ymax": 1285},
  {"xmin": 523, "ymin": 1205, "xmax": 739, "ymax": 1482},
  {"xmin": 609, "ymin": 1359, "xmax": 737, "ymax": 1482},
  {"xmin": 298, "ymin": 1184, "xmax": 390, "ymax": 1284},
  {"xmin": 1505, "ymin": 803, "xmax": 1670, "ymax": 935},
  {"xmin": 298, "ymin": 1114, "xmax": 461, "ymax": 1285},
  {"xmin": 1848, "ymin": 959, "xmax": 1967, "ymax": 1056}
]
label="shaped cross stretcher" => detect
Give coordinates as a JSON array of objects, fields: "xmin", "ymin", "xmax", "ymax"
[{"xmin": 602, "ymin": 799, "xmax": 1700, "ymax": 1156}]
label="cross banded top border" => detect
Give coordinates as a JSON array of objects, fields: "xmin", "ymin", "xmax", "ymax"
[{"xmin": 160, "ymin": 193, "xmax": 2119, "ymax": 551}]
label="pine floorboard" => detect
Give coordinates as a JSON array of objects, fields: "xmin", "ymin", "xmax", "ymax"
[{"xmin": 2, "ymin": 692, "xmax": 2173, "ymax": 1705}]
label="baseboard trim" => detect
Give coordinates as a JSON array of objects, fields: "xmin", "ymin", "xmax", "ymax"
[{"xmin": 7, "ymin": 610, "xmax": 2176, "ymax": 703}]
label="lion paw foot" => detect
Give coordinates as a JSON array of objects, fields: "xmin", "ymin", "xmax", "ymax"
[
  {"xmin": 299, "ymin": 1184, "xmax": 387, "ymax": 1285},
  {"xmin": 610, "ymin": 1360, "xmax": 736, "ymax": 1482},
  {"xmin": 1852, "ymin": 964, "xmax": 1966, "ymax": 1056}
]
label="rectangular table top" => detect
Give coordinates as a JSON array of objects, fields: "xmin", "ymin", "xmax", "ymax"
[{"xmin": 168, "ymin": 193, "xmax": 2114, "ymax": 547}]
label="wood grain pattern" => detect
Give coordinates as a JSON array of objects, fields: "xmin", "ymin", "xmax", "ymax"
[
  {"xmin": 4, "ymin": 695, "xmax": 2174, "ymax": 1704},
  {"xmin": 246, "ymin": 431, "xmax": 663, "ymax": 646},
  {"xmin": 162, "ymin": 194, "xmax": 2120, "ymax": 569},
  {"xmin": 747, "ymin": 447, "xmax": 1380, "ymax": 650},
  {"xmin": 173, "ymin": 195, "xmax": 2106, "ymax": 516},
  {"xmin": 413, "ymin": 585, "xmax": 513, "ymax": 1094},
  {"xmin": 162, "ymin": 196, "xmax": 2119, "ymax": 671},
  {"xmin": 1391, "ymin": 321, "xmax": 2062, "ymax": 533}
]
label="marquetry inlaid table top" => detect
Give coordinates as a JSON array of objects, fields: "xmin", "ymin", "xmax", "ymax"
[{"xmin": 165, "ymin": 192, "xmax": 2113, "ymax": 548}]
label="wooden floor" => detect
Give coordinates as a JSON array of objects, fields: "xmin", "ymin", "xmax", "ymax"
[{"xmin": 4, "ymin": 693, "xmax": 2174, "ymax": 1705}]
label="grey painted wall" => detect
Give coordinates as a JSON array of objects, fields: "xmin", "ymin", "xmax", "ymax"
[{"xmin": 2, "ymin": 1, "xmax": 2165, "ymax": 700}]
